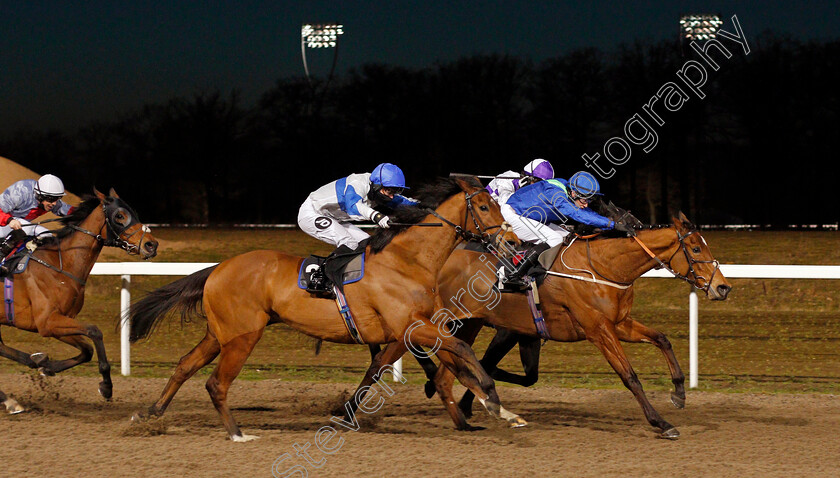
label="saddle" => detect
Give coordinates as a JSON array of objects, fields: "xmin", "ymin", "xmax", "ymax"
[
  {"xmin": 298, "ymin": 239, "xmax": 368, "ymax": 296},
  {"xmin": 0, "ymin": 232, "xmax": 36, "ymax": 278}
]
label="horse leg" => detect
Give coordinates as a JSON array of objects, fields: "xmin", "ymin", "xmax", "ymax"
[
  {"xmin": 205, "ymin": 328, "xmax": 264, "ymax": 442},
  {"xmin": 342, "ymin": 341, "xmax": 407, "ymax": 419},
  {"xmin": 458, "ymin": 328, "xmax": 522, "ymax": 418},
  {"xmin": 615, "ymin": 316, "xmax": 686, "ymax": 409},
  {"xmin": 35, "ymin": 314, "xmax": 113, "ymax": 399},
  {"xmin": 406, "ymin": 322, "xmax": 526, "ymax": 428},
  {"xmin": 135, "ymin": 329, "xmax": 220, "ymax": 421},
  {"xmin": 587, "ymin": 324, "xmax": 679, "ymax": 439},
  {"xmin": 428, "ymin": 350, "xmax": 472, "ymax": 430},
  {"xmin": 0, "ymin": 341, "xmax": 38, "ymax": 369},
  {"xmin": 0, "ymin": 388, "xmax": 24, "ymax": 415}
]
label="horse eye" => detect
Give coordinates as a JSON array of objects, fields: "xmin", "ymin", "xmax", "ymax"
[
  {"xmin": 692, "ymin": 246, "xmax": 701, "ymax": 254},
  {"xmin": 479, "ymin": 205, "xmax": 489, "ymax": 211}
]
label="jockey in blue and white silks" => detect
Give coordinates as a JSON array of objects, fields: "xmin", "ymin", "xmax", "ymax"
[
  {"xmin": 502, "ymin": 171, "xmax": 620, "ymax": 247},
  {"xmin": 297, "ymin": 163, "xmax": 418, "ymax": 249},
  {"xmin": 0, "ymin": 174, "xmax": 73, "ymax": 242},
  {"xmin": 485, "ymin": 159, "xmax": 555, "ymax": 205}
]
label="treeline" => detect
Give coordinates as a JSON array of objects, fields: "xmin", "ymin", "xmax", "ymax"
[{"xmin": 2, "ymin": 32, "xmax": 838, "ymax": 225}]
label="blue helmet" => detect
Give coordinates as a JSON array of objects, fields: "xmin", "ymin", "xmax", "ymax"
[
  {"xmin": 568, "ymin": 171, "xmax": 603, "ymax": 198},
  {"xmin": 370, "ymin": 163, "xmax": 409, "ymax": 189}
]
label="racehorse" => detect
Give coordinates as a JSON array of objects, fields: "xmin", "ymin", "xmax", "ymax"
[
  {"xmin": 0, "ymin": 189, "xmax": 158, "ymax": 407},
  {"xmin": 126, "ymin": 177, "xmax": 523, "ymax": 442},
  {"xmin": 348, "ymin": 213, "xmax": 731, "ymax": 438}
]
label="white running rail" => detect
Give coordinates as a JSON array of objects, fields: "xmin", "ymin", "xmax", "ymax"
[{"xmin": 91, "ymin": 263, "xmax": 840, "ymax": 386}]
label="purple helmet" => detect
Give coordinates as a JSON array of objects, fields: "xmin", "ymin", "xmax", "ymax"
[{"xmin": 523, "ymin": 159, "xmax": 554, "ymax": 180}]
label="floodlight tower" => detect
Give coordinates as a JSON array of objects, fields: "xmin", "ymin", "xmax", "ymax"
[
  {"xmin": 679, "ymin": 14, "xmax": 723, "ymax": 55},
  {"xmin": 300, "ymin": 23, "xmax": 344, "ymax": 90}
]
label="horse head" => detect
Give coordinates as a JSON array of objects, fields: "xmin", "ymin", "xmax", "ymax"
[
  {"xmin": 669, "ymin": 212, "xmax": 731, "ymax": 300},
  {"xmin": 94, "ymin": 188, "xmax": 159, "ymax": 259},
  {"xmin": 452, "ymin": 177, "xmax": 520, "ymax": 250}
]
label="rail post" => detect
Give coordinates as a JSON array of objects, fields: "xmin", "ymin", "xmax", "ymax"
[
  {"xmin": 120, "ymin": 274, "xmax": 131, "ymax": 376},
  {"xmin": 689, "ymin": 286, "xmax": 698, "ymax": 388}
]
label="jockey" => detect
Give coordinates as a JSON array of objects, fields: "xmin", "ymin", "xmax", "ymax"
[
  {"xmin": 485, "ymin": 158, "xmax": 555, "ymax": 205},
  {"xmin": 297, "ymin": 163, "xmax": 418, "ymax": 292},
  {"xmin": 499, "ymin": 171, "xmax": 635, "ymax": 289},
  {"xmin": 0, "ymin": 174, "xmax": 74, "ymax": 260}
]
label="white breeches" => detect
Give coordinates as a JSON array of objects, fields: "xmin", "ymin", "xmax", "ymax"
[
  {"xmin": 500, "ymin": 204, "xmax": 569, "ymax": 247},
  {"xmin": 0, "ymin": 219, "xmax": 50, "ymax": 241},
  {"xmin": 297, "ymin": 198, "xmax": 370, "ymax": 249}
]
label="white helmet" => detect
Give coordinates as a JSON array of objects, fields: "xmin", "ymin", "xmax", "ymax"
[
  {"xmin": 523, "ymin": 159, "xmax": 555, "ymax": 180},
  {"xmin": 34, "ymin": 174, "xmax": 66, "ymax": 197}
]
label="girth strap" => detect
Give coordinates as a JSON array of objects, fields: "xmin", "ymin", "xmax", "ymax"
[
  {"xmin": 333, "ymin": 286, "xmax": 364, "ymax": 344},
  {"xmin": 4, "ymin": 278, "xmax": 14, "ymax": 326},
  {"xmin": 525, "ymin": 278, "xmax": 550, "ymax": 340}
]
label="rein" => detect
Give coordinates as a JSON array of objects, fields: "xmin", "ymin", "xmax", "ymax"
[
  {"xmin": 24, "ymin": 200, "xmax": 148, "ymax": 285},
  {"xmin": 425, "ymin": 189, "xmax": 505, "ymax": 246}
]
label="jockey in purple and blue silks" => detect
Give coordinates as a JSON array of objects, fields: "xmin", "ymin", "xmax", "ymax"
[
  {"xmin": 499, "ymin": 171, "xmax": 636, "ymax": 289},
  {"xmin": 485, "ymin": 158, "xmax": 555, "ymax": 206}
]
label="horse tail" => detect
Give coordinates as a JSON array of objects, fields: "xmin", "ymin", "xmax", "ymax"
[{"xmin": 128, "ymin": 265, "xmax": 218, "ymax": 343}]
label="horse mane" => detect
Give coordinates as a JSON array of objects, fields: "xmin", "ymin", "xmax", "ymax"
[
  {"xmin": 368, "ymin": 177, "xmax": 478, "ymax": 253},
  {"xmin": 52, "ymin": 196, "xmax": 102, "ymax": 239}
]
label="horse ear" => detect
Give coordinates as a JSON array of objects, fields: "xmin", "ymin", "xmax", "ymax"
[
  {"xmin": 454, "ymin": 176, "xmax": 481, "ymax": 191},
  {"xmin": 109, "ymin": 188, "xmax": 120, "ymax": 198},
  {"xmin": 672, "ymin": 211, "xmax": 691, "ymax": 229},
  {"xmin": 93, "ymin": 188, "xmax": 106, "ymax": 200}
]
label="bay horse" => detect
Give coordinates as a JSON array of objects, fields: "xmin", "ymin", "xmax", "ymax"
[
  {"xmin": 126, "ymin": 177, "xmax": 522, "ymax": 442},
  {"xmin": 0, "ymin": 189, "xmax": 158, "ymax": 407},
  {"xmin": 348, "ymin": 213, "xmax": 731, "ymax": 438}
]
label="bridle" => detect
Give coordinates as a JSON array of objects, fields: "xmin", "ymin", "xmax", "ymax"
[
  {"xmin": 69, "ymin": 198, "xmax": 150, "ymax": 255},
  {"xmin": 26, "ymin": 198, "xmax": 150, "ymax": 286},
  {"xmin": 630, "ymin": 227, "xmax": 721, "ymax": 293},
  {"xmin": 425, "ymin": 189, "xmax": 508, "ymax": 246}
]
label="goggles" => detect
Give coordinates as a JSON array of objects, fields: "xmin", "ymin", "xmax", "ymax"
[
  {"xmin": 39, "ymin": 195, "xmax": 62, "ymax": 203},
  {"xmin": 380, "ymin": 186, "xmax": 405, "ymax": 196}
]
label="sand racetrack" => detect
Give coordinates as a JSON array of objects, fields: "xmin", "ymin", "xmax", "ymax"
[{"xmin": 1, "ymin": 372, "xmax": 838, "ymax": 477}]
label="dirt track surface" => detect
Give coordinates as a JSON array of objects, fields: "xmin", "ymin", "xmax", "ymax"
[{"xmin": 1, "ymin": 373, "xmax": 838, "ymax": 477}]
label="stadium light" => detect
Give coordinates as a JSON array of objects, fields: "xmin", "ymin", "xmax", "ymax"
[
  {"xmin": 679, "ymin": 14, "xmax": 723, "ymax": 41},
  {"xmin": 301, "ymin": 23, "xmax": 344, "ymax": 88}
]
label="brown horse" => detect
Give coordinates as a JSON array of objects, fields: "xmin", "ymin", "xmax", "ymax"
[
  {"xmin": 0, "ymin": 189, "xmax": 158, "ymax": 406},
  {"xmin": 349, "ymin": 213, "xmax": 731, "ymax": 438},
  {"xmin": 127, "ymin": 177, "xmax": 522, "ymax": 442}
]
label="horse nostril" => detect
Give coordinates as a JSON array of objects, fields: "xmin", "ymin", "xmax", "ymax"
[
  {"xmin": 144, "ymin": 241, "xmax": 158, "ymax": 253},
  {"xmin": 717, "ymin": 284, "xmax": 731, "ymax": 297}
]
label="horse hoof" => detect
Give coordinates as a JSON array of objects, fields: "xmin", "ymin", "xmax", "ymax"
[
  {"xmin": 424, "ymin": 381, "xmax": 436, "ymax": 399},
  {"xmin": 4, "ymin": 399, "xmax": 25, "ymax": 415},
  {"xmin": 130, "ymin": 412, "xmax": 146, "ymax": 423},
  {"xmin": 37, "ymin": 367, "xmax": 55, "ymax": 377},
  {"xmin": 99, "ymin": 382, "xmax": 113, "ymax": 400},
  {"xmin": 31, "ymin": 352, "xmax": 50, "ymax": 367},
  {"xmin": 508, "ymin": 416, "xmax": 528, "ymax": 428},
  {"xmin": 658, "ymin": 427, "xmax": 680, "ymax": 440},
  {"xmin": 671, "ymin": 393, "xmax": 686, "ymax": 409},
  {"xmin": 231, "ymin": 433, "xmax": 259, "ymax": 442}
]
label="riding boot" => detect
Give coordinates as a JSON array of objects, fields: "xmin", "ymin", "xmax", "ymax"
[
  {"xmin": 500, "ymin": 245, "xmax": 545, "ymax": 290},
  {"xmin": 306, "ymin": 266, "xmax": 335, "ymax": 298}
]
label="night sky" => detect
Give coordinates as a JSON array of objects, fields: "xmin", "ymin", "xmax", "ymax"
[{"xmin": 2, "ymin": 1, "xmax": 839, "ymax": 134}]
